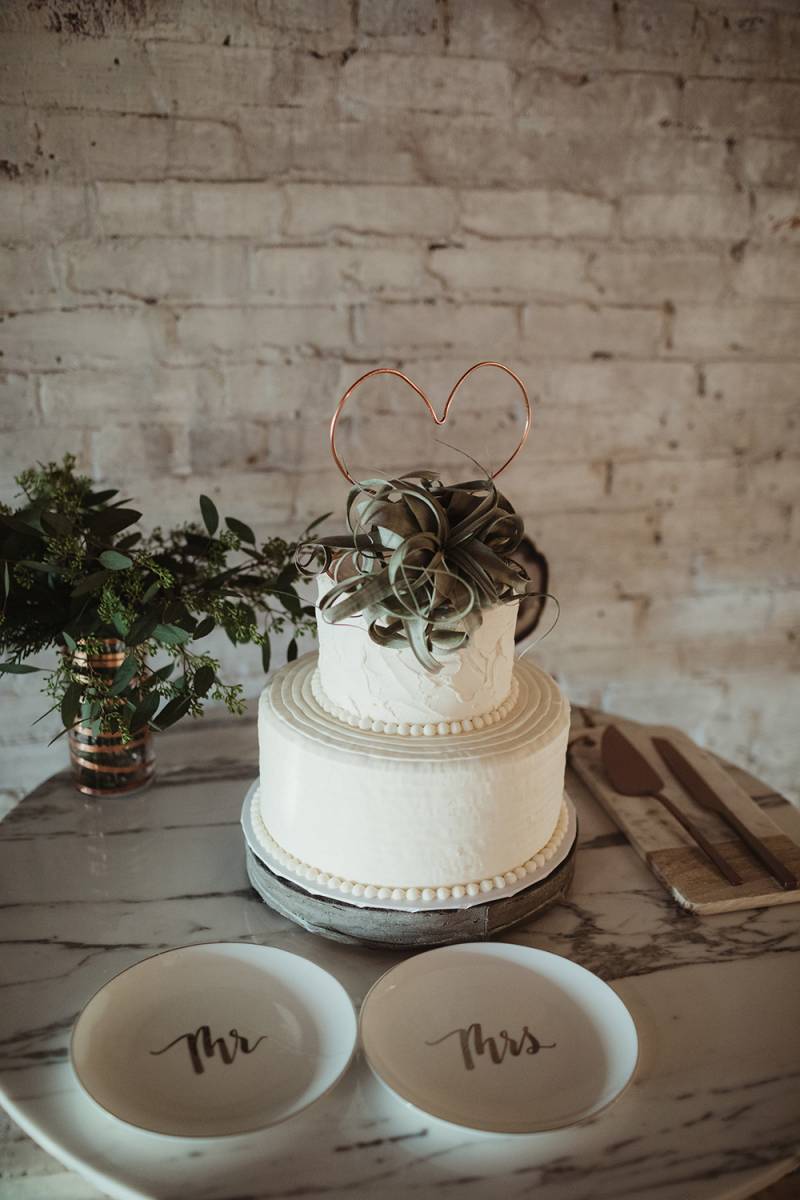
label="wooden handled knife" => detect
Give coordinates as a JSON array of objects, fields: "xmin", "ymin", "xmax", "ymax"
[{"xmin": 652, "ymin": 737, "xmax": 799, "ymax": 891}]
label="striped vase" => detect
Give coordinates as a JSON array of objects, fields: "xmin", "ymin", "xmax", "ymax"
[{"xmin": 67, "ymin": 638, "xmax": 155, "ymax": 797}]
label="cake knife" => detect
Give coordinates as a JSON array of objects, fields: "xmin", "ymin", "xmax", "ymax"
[
  {"xmin": 652, "ymin": 737, "xmax": 799, "ymax": 891},
  {"xmin": 600, "ymin": 725, "xmax": 742, "ymax": 886}
]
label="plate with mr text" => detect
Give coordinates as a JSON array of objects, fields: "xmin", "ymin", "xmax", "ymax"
[{"xmin": 70, "ymin": 942, "xmax": 357, "ymax": 1138}]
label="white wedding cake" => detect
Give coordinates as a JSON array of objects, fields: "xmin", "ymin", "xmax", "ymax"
[{"xmin": 253, "ymin": 363, "xmax": 571, "ymax": 905}]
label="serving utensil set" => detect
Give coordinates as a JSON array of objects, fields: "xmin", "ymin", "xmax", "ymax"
[
  {"xmin": 570, "ymin": 720, "xmax": 800, "ymax": 914},
  {"xmin": 600, "ymin": 724, "xmax": 797, "ymax": 891}
]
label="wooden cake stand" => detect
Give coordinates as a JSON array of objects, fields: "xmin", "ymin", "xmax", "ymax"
[{"xmin": 245, "ymin": 829, "xmax": 577, "ymax": 950}]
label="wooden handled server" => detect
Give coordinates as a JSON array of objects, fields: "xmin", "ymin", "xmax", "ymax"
[
  {"xmin": 600, "ymin": 725, "xmax": 743, "ymax": 886},
  {"xmin": 652, "ymin": 737, "xmax": 799, "ymax": 891}
]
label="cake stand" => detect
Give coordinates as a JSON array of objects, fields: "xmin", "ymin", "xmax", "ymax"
[{"xmin": 244, "ymin": 793, "xmax": 578, "ymax": 949}]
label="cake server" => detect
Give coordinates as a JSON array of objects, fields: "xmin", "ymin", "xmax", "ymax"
[
  {"xmin": 652, "ymin": 737, "xmax": 799, "ymax": 891},
  {"xmin": 600, "ymin": 725, "xmax": 743, "ymax": 886}
]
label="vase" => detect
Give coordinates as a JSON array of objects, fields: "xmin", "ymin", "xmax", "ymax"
[{"xmin": 67, "ymin": 638, "xmax": 155, "ymax": 797}]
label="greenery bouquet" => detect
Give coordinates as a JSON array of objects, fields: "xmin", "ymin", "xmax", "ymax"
[{"xmin": 0, "ymin": 456, "xmax": 323, "ymax": 748}]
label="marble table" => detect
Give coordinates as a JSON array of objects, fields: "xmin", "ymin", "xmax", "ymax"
[{"xmin": 1, "ymin": 709, "xmax": 798, "ymax": 1200}]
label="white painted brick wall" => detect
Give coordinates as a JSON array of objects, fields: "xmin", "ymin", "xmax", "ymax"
[{"xmin": 0, "ymin": 0, "xmax": 798, "ymax": 814}]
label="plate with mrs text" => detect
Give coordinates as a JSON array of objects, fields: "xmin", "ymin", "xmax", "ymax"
[{"xmin": 359, "ymin": 943, "xmax": 638, "ymax": 1134}]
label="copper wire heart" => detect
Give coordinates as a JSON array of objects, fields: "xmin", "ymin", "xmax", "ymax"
[{"xmin": 329, "ymin": 360, "xmax": 532, "ymax": 484}]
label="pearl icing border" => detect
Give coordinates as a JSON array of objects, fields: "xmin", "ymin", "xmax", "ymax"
[
  {"xmin": 310, "ymin": 670, "xmax": 521, "ymax": 737},
  {"xmin": 250, "ymin": 791, "xmax": 570, "ymax": 906}
]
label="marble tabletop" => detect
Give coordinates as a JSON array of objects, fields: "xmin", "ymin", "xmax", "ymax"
[{"xmin": 1, "ymin": 708, "xmax": 798, "ymax": 1200}]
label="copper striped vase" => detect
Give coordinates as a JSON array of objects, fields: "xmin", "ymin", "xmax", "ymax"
[{"xmin": 67, "ymin": 638, "xmax": 155, "ymax": 797}]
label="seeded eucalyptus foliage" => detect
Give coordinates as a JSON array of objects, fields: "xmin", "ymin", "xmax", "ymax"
[{"xmin": 0, "ymin": 456, "xmax": 324, "ymax": 742}]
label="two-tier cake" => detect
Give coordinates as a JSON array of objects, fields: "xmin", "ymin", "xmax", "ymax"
[{"xmin": 249, "ymin": 363, "xmax": 572, "ymax": 911}]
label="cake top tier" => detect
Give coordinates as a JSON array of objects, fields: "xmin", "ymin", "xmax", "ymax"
[
  {"xmin": 315, "ymin": 574, "xmax": 518, "ymax": 726},
  {"xmin": 299, "ymin": 470, "xmax": 536, "ymax": 673}
]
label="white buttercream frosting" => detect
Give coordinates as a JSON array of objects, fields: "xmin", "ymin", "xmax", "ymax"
[
  {"xmin": 311, "ymin": 668, "xmax": 520, "ymax": 736},
  {"xmin": 257, "ymin": 652, "xmax": 570, "ymax": 890},
  {"xmin": 315, "ymin": 574, "xmax": 518, "ymax": 725},
  {"xmin": 250, "ymin": 786, "xmax": 571, "ymax": 902}
]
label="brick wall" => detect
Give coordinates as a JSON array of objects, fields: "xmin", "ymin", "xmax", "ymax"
[{"xmin": 1, "ymin": 0, "xmax": 798, "ymax": 811}]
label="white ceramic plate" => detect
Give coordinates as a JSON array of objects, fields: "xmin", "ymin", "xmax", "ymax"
[
  {"xmin": 360, "ymin": 943, "xmax": 638, "ymax": 1134},
  {"xmin": 70, "ymin": 943, "xmax": 357, "ymax": 1138}
]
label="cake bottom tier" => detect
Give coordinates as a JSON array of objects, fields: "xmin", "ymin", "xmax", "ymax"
[{"xmin": 257, "ymin": 654, "xmax": 570, "ymax": 891}]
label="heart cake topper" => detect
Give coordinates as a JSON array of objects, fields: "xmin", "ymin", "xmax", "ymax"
[
  {"xmin": 329, "ymin": 361, "xmax": 532, "ymax": 484},
  {"xmin": 296, "ymin": 361, "xmax": 547, "ymax": 672}
]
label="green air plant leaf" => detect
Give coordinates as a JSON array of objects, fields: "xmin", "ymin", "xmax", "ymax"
[
  {"xmin": 200, "ymin": 494, "xmax": 219, "ymax": 536},
  {"xmin": 0, "ymin": 661, "xmax": 42, "ymax": 674},
  {"xmin": 302, "ymin": 511, "xmax": 332, "ymax": 535}
]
